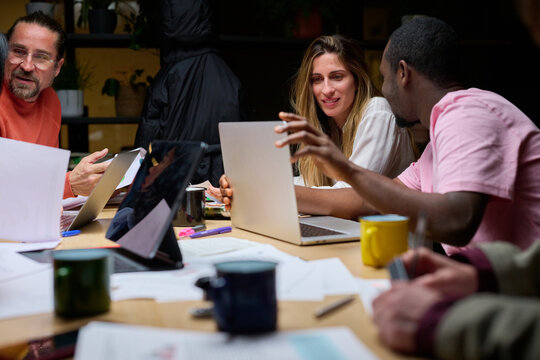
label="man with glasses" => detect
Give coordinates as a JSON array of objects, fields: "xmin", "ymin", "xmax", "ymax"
[{"xmin": 0, "ymin": 11, "xmax": 109, "ymax": 199}]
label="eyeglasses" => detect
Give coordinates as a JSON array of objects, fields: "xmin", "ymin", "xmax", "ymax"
[{"xmin": 8, "ymin": 47, "xmax": 56, "ymax": 70}]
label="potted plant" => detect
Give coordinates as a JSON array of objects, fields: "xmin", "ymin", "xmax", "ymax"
[
  {"xmin": 26, "ymin": 0, "xmax": 56, "ymax": 18},
  {"xmin": 54, "ymin": 61, "xmax": 94, "ymax": 117},
  {"xmin": 102, "ymin": 69, "xmax": 152, "ymax": 117},
  {"xmin": 76, "ymin": 0, "xmax": 118, "ymax": 33},
  {"xmin": 117, "ymin": 0, "xmax": 157, "ymax": 50}
]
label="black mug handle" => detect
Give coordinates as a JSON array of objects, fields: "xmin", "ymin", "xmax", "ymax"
[{"xmin": 194, "ymin": 276, "xmax": 211, "ymax": 300}]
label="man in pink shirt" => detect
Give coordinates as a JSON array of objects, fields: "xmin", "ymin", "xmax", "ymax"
[
  {"xmin": 241, "ymin": 16, "xmax": 540, "ymax": 254},
  {"xmin": 397, "ymin": 88, "xmax": 540, "ymax": 254}
]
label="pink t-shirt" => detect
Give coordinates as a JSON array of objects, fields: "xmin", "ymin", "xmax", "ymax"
[{"xmin": 399, "ymin": 88, "xmax": 540, "ymax": 254}]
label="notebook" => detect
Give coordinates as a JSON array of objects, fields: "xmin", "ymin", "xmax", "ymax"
[
  {"xmin": 61, "ymin": 150, "xmax": 140, "ymax": 232},
  {"xmin": 219, "ymin": 121, "xmax": 360, "ymax": 246}
]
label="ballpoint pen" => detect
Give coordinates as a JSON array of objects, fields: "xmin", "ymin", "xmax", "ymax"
[
  {"xmin": 314, "ymin": 295, "xmax": 356, "ymax": 318},
  {"xmin": 189, "ymin": 226, "xmax": 232, "ymax": 239},
  {"xmin": 409, "ymin": 210, "xmax": 427, "ymax": 279},
  {"xmin": 61, "ymin": 230, "xmax": 81, "ymax": 237}
]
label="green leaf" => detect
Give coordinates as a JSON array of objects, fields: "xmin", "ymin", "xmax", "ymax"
[{"xmin": 101, "ymin": 78, "xmax": 120, "ymax": 96}]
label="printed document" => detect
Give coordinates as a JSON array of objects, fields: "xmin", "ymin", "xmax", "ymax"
[{"xmin": 0, "ymin": 138, "xmax": 69, "ymax": 242}]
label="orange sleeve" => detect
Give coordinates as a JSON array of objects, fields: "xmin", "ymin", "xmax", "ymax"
[{"xmin": 64, "ymin": 171, "xmax": 75, "ymax": 199}]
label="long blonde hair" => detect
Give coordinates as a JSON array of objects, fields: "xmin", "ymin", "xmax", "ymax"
[{"xmin": 291, "ymin": 35, "xmax": 380, "ymax": 187}]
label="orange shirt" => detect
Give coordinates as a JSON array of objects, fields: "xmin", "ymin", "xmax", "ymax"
[{"xmin": 0, "ymin": 83, "xmax": 74, "ymax": 198}]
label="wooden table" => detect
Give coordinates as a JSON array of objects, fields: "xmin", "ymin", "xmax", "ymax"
[{"xmin": 0, "ymin": 209, "xmax": 420, "ymax": 360}]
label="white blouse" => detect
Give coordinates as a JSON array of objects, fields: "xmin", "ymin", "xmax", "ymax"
[{"xmin": 294, "ymin": 97, "xmax": 416, "ymax": 188}]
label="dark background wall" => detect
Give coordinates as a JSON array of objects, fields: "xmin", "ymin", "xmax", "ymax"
[{"xmin": 213, "ymin": 0, "xmax": 540, "ymax": 127}]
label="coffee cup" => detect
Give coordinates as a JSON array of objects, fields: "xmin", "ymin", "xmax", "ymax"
[
  {"xmin": 360, "ymin": 214, "xmax": 409, "ymax": 267},
  {"xmin": 195, "ymin": 260, "xmax": 277, "ymax": 333},
  {"xmin": 53, "ymin": 249, "xmax": 111, "ymax": 317},
  {"xmin": 173, "ymin": 186, "xmax": 206, "ymax": 227}
]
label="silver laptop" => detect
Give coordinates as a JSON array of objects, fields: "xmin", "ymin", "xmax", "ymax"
[
  {"xmin": 61, "ymin": 150, "xmax": 140, "ymax": 231},
  {"xmin": 219, "ymin": 121, "xmax": 361, "ymax": 245}
]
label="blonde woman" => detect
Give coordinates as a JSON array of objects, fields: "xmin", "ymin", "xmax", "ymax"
[
  {"xmin": 292, "ymin": 34, "xmax": 415, "ymax": 188},
  {"xmin": 220, "ymin": 35, "xmax": 417, "ymax": 219}
]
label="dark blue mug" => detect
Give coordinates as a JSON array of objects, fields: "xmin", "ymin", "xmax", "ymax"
[{"xmin": 196, "ymin": 260, "xmax": 277, "ymax": 333}]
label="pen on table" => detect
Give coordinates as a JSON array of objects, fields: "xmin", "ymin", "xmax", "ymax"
[
  {"xmin": 314, "ymin": 295, "xmax": 356, "ymax": 318},
  {"xmin": 409, "ymin": 210, "xmax": 427, "ymax": 279},
  {"xmin": 178, "ymin": 224, "xmax": 206, "ymax": 238},
  {"xmin": 189, "ymin": 226, "xmax": 232, "ymax": 239},
  {"xmin": 62, "ymin": 230, "xmax": 81, "ymax": 237}
]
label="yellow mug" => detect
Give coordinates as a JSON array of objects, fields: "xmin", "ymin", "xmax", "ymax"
[{"xmin": 360, "ymin": 215, "xmax": 409, "ymax": 267}]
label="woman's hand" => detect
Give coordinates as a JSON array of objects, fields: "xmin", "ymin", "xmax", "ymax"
[
  {"xmin": 219, "ymin": 174, "xmax": 233, "ymax": 211},
  {"xmin": 205, "ymin": 183, "xmax": 223, "ymax": 202}
]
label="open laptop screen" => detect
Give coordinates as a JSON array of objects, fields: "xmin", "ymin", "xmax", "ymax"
[{"xmin": 106, "ymin": 141, "xmax": 207, "ymax": 256}]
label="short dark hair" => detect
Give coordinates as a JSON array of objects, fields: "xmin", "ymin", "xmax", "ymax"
[
  {"xmin": 6, "ymin": 11, "xmax": 66, "ymax": 62},
  {"xmin": 385, "ymin": 16, "xmax": 461, "ymax": 86}
]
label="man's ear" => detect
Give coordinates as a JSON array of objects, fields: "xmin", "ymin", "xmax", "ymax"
[
  {"xmin": 398, "ymin": 60, "xmax": 411, "ymax": 86},
  {"xmin": 54, "ymin": 58, "xmax": 64, "ymax": 78}
]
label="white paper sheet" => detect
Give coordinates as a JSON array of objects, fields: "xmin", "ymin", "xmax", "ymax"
[
  {"xmin": 0, "ymin": 240, "xmax": 59, "ymax": 252},
  {"xmin": 113, "ymin": 242, "xmax": 359, "ymax": 303},
  {"xmin": 277, "ymin": 259, "xmax": 323, "ymax": 301},
  {"xmin": 75, "ymin": 322, "xmax": 379, "ymax": 360},
  {"xmin": 197, "ymin": 243, "xmax": 301, "ymax": 264},
  {"xmin": 179, "ymin": 236, "xmax": 257, "ymax": 259},
  {"xmin": 111, "ymin": 262, "xmax": 213, "ymax": 302},
  {"xmin": 0, "ymin": 268, "xmax": 53, "ymax": 320},
  {"xmin": 0, "ymin": 250, "xmax": 50, "ymax": 283},
  {"xmin": 116, "ymin": 148, "xmax": 145, "ymax": 189},
  {"xmin": 355, "ymin": 278, "xmax": 391, "ymax": 316},
  {"xmin": 310, "ymin": 257, "xmax": 359, "ymax": 295},
  {"xmin": 0, "ymin": 138, "xmax": 69, "ymax": 242}
]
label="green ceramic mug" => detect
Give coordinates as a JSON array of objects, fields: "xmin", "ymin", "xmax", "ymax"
[{"xmin": 53, "ymin": 249, "xmax": 111, "ymax": 317}]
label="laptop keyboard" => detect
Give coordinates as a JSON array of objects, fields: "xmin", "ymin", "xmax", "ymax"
[{"xmin": 300, "ymin": 223, "xmax": 344, "ymax": 237}]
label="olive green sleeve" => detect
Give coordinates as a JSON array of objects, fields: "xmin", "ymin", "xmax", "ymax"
[
  {"xmin": 478, "ymin": 241, "xmax": 540, "ymax": 296},
  {"xmin": 435, "ymin": 294, "xmax": 540, "ymax": 360}
]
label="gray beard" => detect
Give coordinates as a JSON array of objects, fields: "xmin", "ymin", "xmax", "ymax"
[
  {"xmin": 9, "ymin": 80, "xmax": 40, "ymax": 100},
  {"xmin": 9, "ymin": 69, "xmax": 41, "ymax": 100}
]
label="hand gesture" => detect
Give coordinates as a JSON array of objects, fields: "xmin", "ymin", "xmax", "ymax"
[
  {"xmin": 275, "ymin": 112, "xmax": 354, "ymax": 183},
  {"xmin": 69, "ymin": 148, "xmax": 110, "ymax": 196}
]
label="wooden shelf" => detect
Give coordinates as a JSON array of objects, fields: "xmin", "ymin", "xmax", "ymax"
[
  {"xmin": 66, "ymin": 33, "xmax": 132, "ymax": 48},
  {"xmin": 65, "ymin": 34, "xmax": 388, "ymax": 51},
  {"xmin": 62, "ymin": 117, "xmax": 140, "ymax": 125},
  {"xmin": 220, "ymin": 35, "xmax": 387, "ymax": 50}
]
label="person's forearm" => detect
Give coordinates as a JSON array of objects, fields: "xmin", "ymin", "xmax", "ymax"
[
  {"xmin": 295, "ymin": 186, "xmax": 378, "ymax": 220},
  {"xmin": 342, "ymin": 165, "xmax": 487, "ymax": 247}
]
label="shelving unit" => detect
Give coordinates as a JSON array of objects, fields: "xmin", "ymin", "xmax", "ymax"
[
  {"xmin": 62, "ymin": 116, "xmax": 139, "ymax": 125},
  {"xmin": 61, "ymin": 0, "xmax": 143, "ymax": 152}
]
